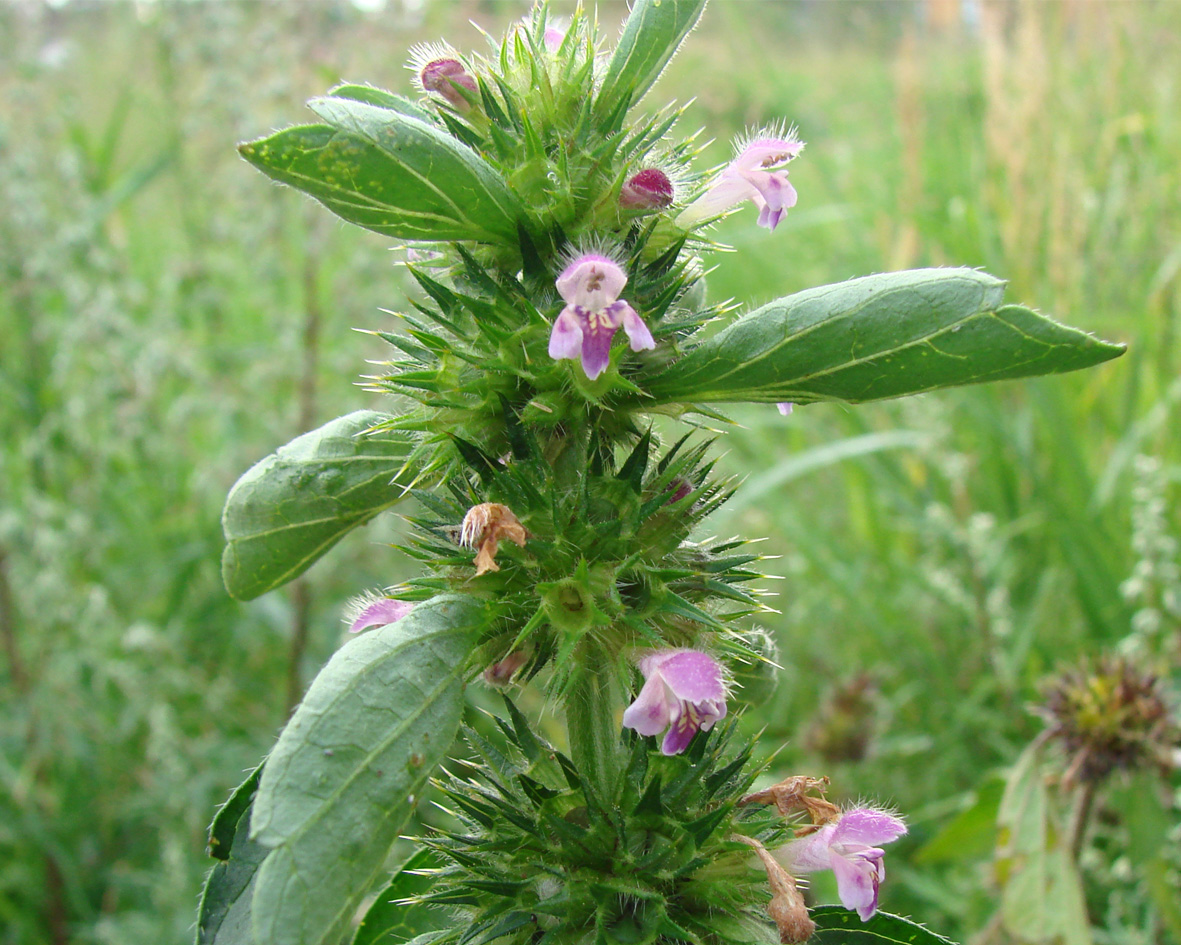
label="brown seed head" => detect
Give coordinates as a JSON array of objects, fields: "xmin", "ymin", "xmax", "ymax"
[{"xmin": 1041, "ymin": 654, "xmax": 1179, "ymax": 785}]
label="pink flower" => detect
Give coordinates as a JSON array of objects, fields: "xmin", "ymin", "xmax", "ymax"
[
  {"xmin": 622, "ymin": 649, "xmax": 727, "ymax": 755},
  {"xmin": 346, "ymin": 595, "xmax": 415, "ymax": 634},
  {"xmin": 776, "ymin": 807, "xmax": 907, "ymax": 921},
  {"xmin": 543, "ymin": 24, "xmax": 566, "ymax": 52},
  {"xmin": 620, "ymin": 169, "xmax": 674, "ymax": 211},
  {"xmin": 776, "ymin": 402, "xmax": 794, "ymax": 416},
  {"xmin": 685, "ymin": 128, "xmax": 804, "ymax": 232},
  {"xmin": 548, "ymin": 254, "xmax": 654, "ymax": 380}
]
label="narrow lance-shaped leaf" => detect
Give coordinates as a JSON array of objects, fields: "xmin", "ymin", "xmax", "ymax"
[
  {"xmin": 239, "ymin": 98, "xmax": 522, "ymax": 243},
  {"xmin": 249, "ymin": 594, "xmax": 489, "ymax": 945},
  {"xmin": 597, "ymin": 0, "xmax": 708, "ymax": 121},
  {"xmin": 645, "ymin": 269, "xmax": 1125, "ymax": 406},
  {"xmin": 221, "ymin": 410, "xmax": 415, "ymax": 601},
  {"xmin": 195, "ymin": 763, "xmax": 268, "ymax": 945}
]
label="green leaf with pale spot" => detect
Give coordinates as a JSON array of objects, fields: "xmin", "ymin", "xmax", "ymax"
[
  {"xmin": 221, "ymin": 410, "xmax": 414, "ymax": 601},
  {"xmin": 810, "ymin": 907, "xmax": 960, "ymax": 944},
  {"xmin": 238, "ymin": 97, "xmax": 522, "ymax": 243},
  {"xmin": 645, "ymin": 269, "xmax": 1125, "ymax": 406},
  {"xmin": 597, "ymin": 0, "xmax": 708, "ymax": 120},
  {"xmin": 195, "ymin": 764, "xmax": 267, "ymax": 945},
  {"xmin": 249, "ymin": 594, "xmax": 487, "ymax": 945}
]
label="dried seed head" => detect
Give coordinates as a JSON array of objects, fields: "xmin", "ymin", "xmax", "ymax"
[
  {"xmin": 1040, "ymin": 654, "xmax": 1179, "ymax": 785},
  {"xmin": 734, "ymin": 835, "xmax": 815, "ymax": 944},
  {"xmin": 741, "ymin": 775, "xmax": 840, "ymax": 826},
  {"xmin": 460, "ymin": 503, "xmax": 527, "ymax": 576}
]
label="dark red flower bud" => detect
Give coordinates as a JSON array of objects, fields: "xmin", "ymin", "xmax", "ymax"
[
  {"xmin": 421, "ymin": 58, "xmax": 477, "ymax": 109},
  {"xmin": 620, "ymin": 168, "xmax": 674, "ymax": 210}
]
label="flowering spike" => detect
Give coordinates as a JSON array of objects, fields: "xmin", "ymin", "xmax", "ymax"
[
  {"xmin": 683, "ymin": 126, "xmax": 804, "ymax": 231},
  {"xmin": 620, "ymin": 168, "xmax": 675, "ymax": 211},
  {"xmin": 776, "ymin": 807, "xmax": 907, "ymax": 921},
  {"xmin": 622, "ymin": 649, "xmax": 727, "ymax": 755},
  {"xmin": 549, "ymin": 254, "xmax": 654, "ymax": 380}
]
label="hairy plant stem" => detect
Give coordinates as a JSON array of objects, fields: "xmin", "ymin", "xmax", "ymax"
[
  {"xmin": 1066, "ymin": 776, "xmax": 1099, "ymax": 864},
  {"xmin": 566, "ymin": 645, "xmax": 625, "ymax": 803}
]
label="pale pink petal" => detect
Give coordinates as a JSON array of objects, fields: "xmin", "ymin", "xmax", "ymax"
[
  {"xmin": 685, "ymin": 172, "xmax": 757, "ymax": 219},
  {"xmin": 830, "ymin": 850, "xmax": 880, "ymax": 920},
  {"xmin": 548, "ymin": 307, "xmax": 584, "ymax": 360},
  {"xmin": 775, "ymin": 823, "xmax": 838, "ymax": 874},
  {"xmin": 651, "ymin": 650, "xmax": 726, "ymax": 704},
  {"xmin": 831, "ymin": 808, "xmax": 907, "ymax": 847},
  {"xmin": 777, "ymin": 402, "xmax": 794, "ymax": 415},
  {"xmin": 612, "ymin": 302, "xmax": 655, "ymax": 351},
  {"xmin": 734, "ymin": 136, "xmax": 805, "ymax": 172},
  {"xmin": 556, "ymin": 255, "xmax": 627, "ymax": 311},
  {"xmin": 622, "ymin": 671, "xmax": 678, "ymax": 736},
  {"xmin": 349, "ymin": 598, "xmax": 414, "ymax": 634}
]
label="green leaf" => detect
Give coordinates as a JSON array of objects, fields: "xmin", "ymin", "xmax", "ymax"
[
  {"xmin": 810, "ymin": 907, "xmax": 960, "ymax": 944},
  {"xmin": 914, "ymin": 777, "xmax": 1004, "ymax": 865},
  {"xmin": 352, "ymin": 848, "xmax": 449, "ymax": 945},
  {"xmin": 597, "ymin": 0, "xmax": 708, "ymax": 120},
  {"xmin": 239, "ymin": 98, "xmax": 522, "ymax": 243},
  {"xmin": 645, "ymin": 269, "xmax": 1125, "ymax": 406},
  {"xmin": 221, "ymin": 410, "xmax": 413, "ymax": 600},
  {"xmin": 995, "ymin": 742, "xmax": 1092, "ymax": 945},
  {"xmin": 249, "ymin": 594, "xmax": 487, "ymax": 945},
  {"xmin": 326, "ymin": 84, "xmax": 435, "ymax": 123},
  {"xmin": 195, "ymin": 764, "xmax": 267, "ymax": 945}
]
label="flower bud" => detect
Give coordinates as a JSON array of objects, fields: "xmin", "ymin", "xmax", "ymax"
[
  {"xmin": 420, "ymin": 58, "xmax": 477, "ymax": 110},
  {"xmin": 620, "ymin": 168, "xmax": 674, "ymax": 211}
]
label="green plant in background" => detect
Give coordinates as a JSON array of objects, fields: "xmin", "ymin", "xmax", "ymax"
[{"xmin": 196, "ymin": 4, "xmax": 1125, "ymax": 945}]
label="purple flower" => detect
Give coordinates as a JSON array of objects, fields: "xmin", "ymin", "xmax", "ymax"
[
  {"xmin": 621, "ymin": 649, "xmax": 727, "ymax": 755},
  {"xmin": 776, "ymin": 807, "xmax": 907, "ymax": 921},
  {"xmin": 777, "ymin": 402, "xmax": 794, "ymax": 416},
  {"xmin": 548, "ymin": 254, "xmax": 654, "ymax": 380},
  {"xmin": 684, "ymin": 128, "xmax": 804, "ymax": 232},
  {"xmin": 346, "ymin": 595, "xmax": 415, "ymax": 634},
  {"xmin": 620, "ymin": 168, "xmax": 674, "ymax": 211}
]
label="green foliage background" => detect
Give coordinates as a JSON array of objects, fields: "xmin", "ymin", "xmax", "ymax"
[{"xmin": 1, "ymin": 2, "xmax": 1177, "ymax": 944}]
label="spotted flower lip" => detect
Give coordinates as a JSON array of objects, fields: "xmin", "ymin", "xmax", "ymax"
[
  {"xmin": 775, "ymin": 807, "xmax": 907, "ymax": 921},
  {"xmin": 621, "ymin": 649, "xmax": 728, "ymax": 755},
  {"xmin": 548, "ymin": 254, "xmax": 655, "ymax": 380},
  {"xmin": 682, "ymin": 128, "xmax": 804, "ymax": 232}
]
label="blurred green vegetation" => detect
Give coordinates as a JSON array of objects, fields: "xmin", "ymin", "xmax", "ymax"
[{"xmin": 1, "ymin": 2, "xmax": 1177, "ymax": 944}]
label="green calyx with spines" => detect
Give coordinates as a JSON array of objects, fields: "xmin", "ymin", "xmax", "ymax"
[
  {"xmin": 389, "ymin": 428, "xmax": 773, "ymax": 696},
  {"xmin": 415, "ymin": 700, "xmax": 785, "ymax": 945}
]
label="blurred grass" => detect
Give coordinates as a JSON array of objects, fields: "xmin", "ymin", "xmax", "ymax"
[{"xmin": 1, "ymin": 1, "xmax": 1178, "ymax": 944}]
